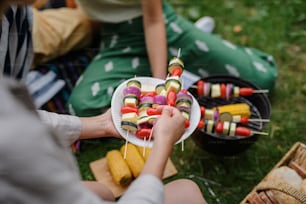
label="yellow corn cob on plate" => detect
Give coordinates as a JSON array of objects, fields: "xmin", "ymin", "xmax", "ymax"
[
  {"xmin": 120, "ymin": 143, "xmax": 145, "ymax": 178},
  {"xmin": 90, "ymin": 144, "xmax": 178, "ymax": 198},
  {"xmin": 106, "ymin": 150, "xmax": 132, "ymax": 186}
]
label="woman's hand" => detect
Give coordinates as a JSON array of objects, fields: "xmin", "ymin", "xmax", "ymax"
[
  {"xmin": 153, "ymin": 106, "xmax": 186, "ymax": 148},
  {"xmin": 140, "ymin": 106, "xmax": 185, "ymax": 179}
]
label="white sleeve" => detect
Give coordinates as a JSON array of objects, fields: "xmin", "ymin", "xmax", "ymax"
[
  {"xmin": 0, "ymin": 80, "xmax": 165, "ymax": 204},
  {"xmin": 37, "ymin": 110, "xmax": 81, "ymax": 146},
  {"xmin": 117, "ymin": 174, "xmax": 164, "ymax": 204}
]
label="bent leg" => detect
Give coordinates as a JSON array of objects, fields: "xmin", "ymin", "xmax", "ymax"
[
  {"xmin": 164, "ymin": 179, "xmax": 207, "ymax": 204},
  {"xmin": 67, "ymin": 54, "xmax": 151, "ymax": 116}
]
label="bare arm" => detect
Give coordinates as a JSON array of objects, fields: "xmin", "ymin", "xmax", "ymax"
[
  {"xmin": 141, "ymin": 106, "xmax": 185, "ymax": 179},
  {"xmin": 141, "ymin": 0, "xmax": 168, "ymax": 79},
  {"xmin": 38, "ymin": 109, "xmax": 121, "ymax": 146},
  {"xmin": 79, "ymin": 109, "xmax": 121, "ymax": 140}
]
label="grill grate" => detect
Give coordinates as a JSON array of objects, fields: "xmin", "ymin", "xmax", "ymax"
[
  {"xmin": 187, "ymin": 75, "xmax": 270, "ymax": 140},
  {"xmin": 196, "ymin": 96, "xmax": 263, "ymax": 139}
]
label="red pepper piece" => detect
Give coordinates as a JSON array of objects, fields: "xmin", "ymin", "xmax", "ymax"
[
  {"xmin": 121, "ymin": 106, "xmax": 138, "ymax": 114},
  {"xmin": 142, "ymin": 91, "xmax": 157, "ymax": 97},
  {"xmin": 136, "ymin": 128, "xmax": 152, "ymax": 139},
  {"xmin": 197, "ymin": 80, "xmax": 204, "ymax": 96},
  {"xmin": 235, "ymin": 127, "xmax": 251, "ymax": 136},
  {"xmin": 146, "ymin": 108, "xmax": 162, "ymax": 115},
  {"xmin": 167, "ymin": 90, "xmax": 177, "ymax": 106},
  {"xmin": 171, "ymin": 67, "xmax": 183, "ymax": 77},
  {"xmin": 239, "ymin": 88, "xmax": 254, "ymax": 96}
]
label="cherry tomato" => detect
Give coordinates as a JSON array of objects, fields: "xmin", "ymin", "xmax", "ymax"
[
  {"xmin": 200, "ymin": 106, "xmax": 206, "ymax": 118},
  {"xmin": 239, "ymin": 88, "xmax": 254, "ymax": 96},
  {"xmin": 215, "ymin": 121, "xmax": 224, "ymax": 133},
  {"xmin": 185, "ymin": 120, "xmax": 190, "ymax": 128},
  {"xmin": 220, "ymin": 83, "xmax": 226, "ymax": 99},
  {"xmin": 240, "ymin": 116, "xmax": 249, "ymax": 125},
  {"xmin": 197, "ymin": 80, "xmax": 204, "ymax": 96},
  {"xmin": 235, "ymin": 127, "xmax": 251, "ymax": 136},
  {"xmin": 197, "ymin": 120, "xmax": 205, "ymax": 129}
]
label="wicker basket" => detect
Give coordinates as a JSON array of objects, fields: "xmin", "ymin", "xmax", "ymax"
[{"xmin": 240, "ymin": 142, "xmax": 306, "ymax": 204}]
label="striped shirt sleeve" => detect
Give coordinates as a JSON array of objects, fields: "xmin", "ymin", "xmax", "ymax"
[{"xmin": 0, "ymin": 5, "xmax": 33, "ymax": 81}]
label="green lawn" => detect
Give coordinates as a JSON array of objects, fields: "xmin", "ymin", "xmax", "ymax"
[{"xmin": 76, "ymin": 0, "xmax": 306, "ymax": 203}]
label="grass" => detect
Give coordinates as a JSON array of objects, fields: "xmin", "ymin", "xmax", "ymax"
[{"xmin": 75, "ymin": 0, "xmax": 306, "ymax": 203}]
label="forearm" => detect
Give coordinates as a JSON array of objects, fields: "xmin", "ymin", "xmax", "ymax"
[
  {"xmin": 79, "ymin": 114, "xmax": 113, "ymax": 140},
  {"xmin": 141, "ymin": 106, "xmax": 185, "ymax": 178},
  {"xmin": 141, "ymin": 143, "xmax": 172, "ymax": 179},
  {"xmin": 142, "ymin": 0, "xmax": 168, "ymax": 79},
  {"xmin": 145, "ymin": 23, "xmax": 168, "ymax": 79},
  {"xmin": 38, "ymin": 109, "xmax": 119, "ymax": 144}
]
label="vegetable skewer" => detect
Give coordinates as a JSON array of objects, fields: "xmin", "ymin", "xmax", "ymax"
[
  {"xmin": 198, "ymin": 119, "xmax": 268, "ymax": 137},
  {"xmin": 190, "ymin": 80, "xmax": 268, "ymax": 99}
]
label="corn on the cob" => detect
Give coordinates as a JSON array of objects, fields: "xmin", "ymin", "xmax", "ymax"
[
  {"xmin": 137, "ymin": 146, "xmax": 152, "ymax": 161},
  {"xmin": 120, "ymin": 143, "xmax": 145, "ymax": 178},
  {"xmin": 214, "ymin": 103, "xmax": 251, "ymax": 118},
  {"xmin": 106, "ymin": 150, "xmax": 132, "ymax": 186}
]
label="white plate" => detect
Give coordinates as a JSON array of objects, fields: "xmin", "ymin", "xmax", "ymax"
[{"xmin": 111, "ymin": 77, "xmax": 201, "ymax": 148}]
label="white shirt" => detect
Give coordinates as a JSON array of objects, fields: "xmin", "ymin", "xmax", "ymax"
[
  {"xmin": 0, "ymin": 78, "xmax": 165, "ymax": 204},
  {"xmin": 76, "ymin": 0, "xmax": 142, "ymax": 23}
]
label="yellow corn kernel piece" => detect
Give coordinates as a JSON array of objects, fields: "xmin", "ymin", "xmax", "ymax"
[
  {"xmin": 137, "ymin": 146, "xmax": 152, "ymax": 161},
  {"xmin": 120, "ymin": 143, "xmax": 145, "ymax": 178},
  {"xmin": 215, "ymin": 103, "xmax": 251, "ymax": 118},
  {"xmin": 106, "ymin": 150, "xmax": 132, "ymax": 186}
]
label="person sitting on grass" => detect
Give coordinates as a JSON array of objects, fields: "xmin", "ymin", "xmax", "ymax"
[
  {"xmin": 0, "ymin": 1, "xmax": 207, "ymax": 203},
  {"xmin": 67, "ymin": 0, "xmax": 278, "ymax": 117}
]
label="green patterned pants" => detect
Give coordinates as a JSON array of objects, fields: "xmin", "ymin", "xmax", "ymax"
[{"xmin": 67, "ymin": 2, "xmax": 278, "ymax": 117}]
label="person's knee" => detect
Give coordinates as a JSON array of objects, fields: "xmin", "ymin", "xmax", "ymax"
[
  {"xmin": 173, "ymin": 179, "xmax": 202, "ymax": 193},
  {"xmin": 165, "ymin": 179, "xmax": 207, "ymax": 204}
]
